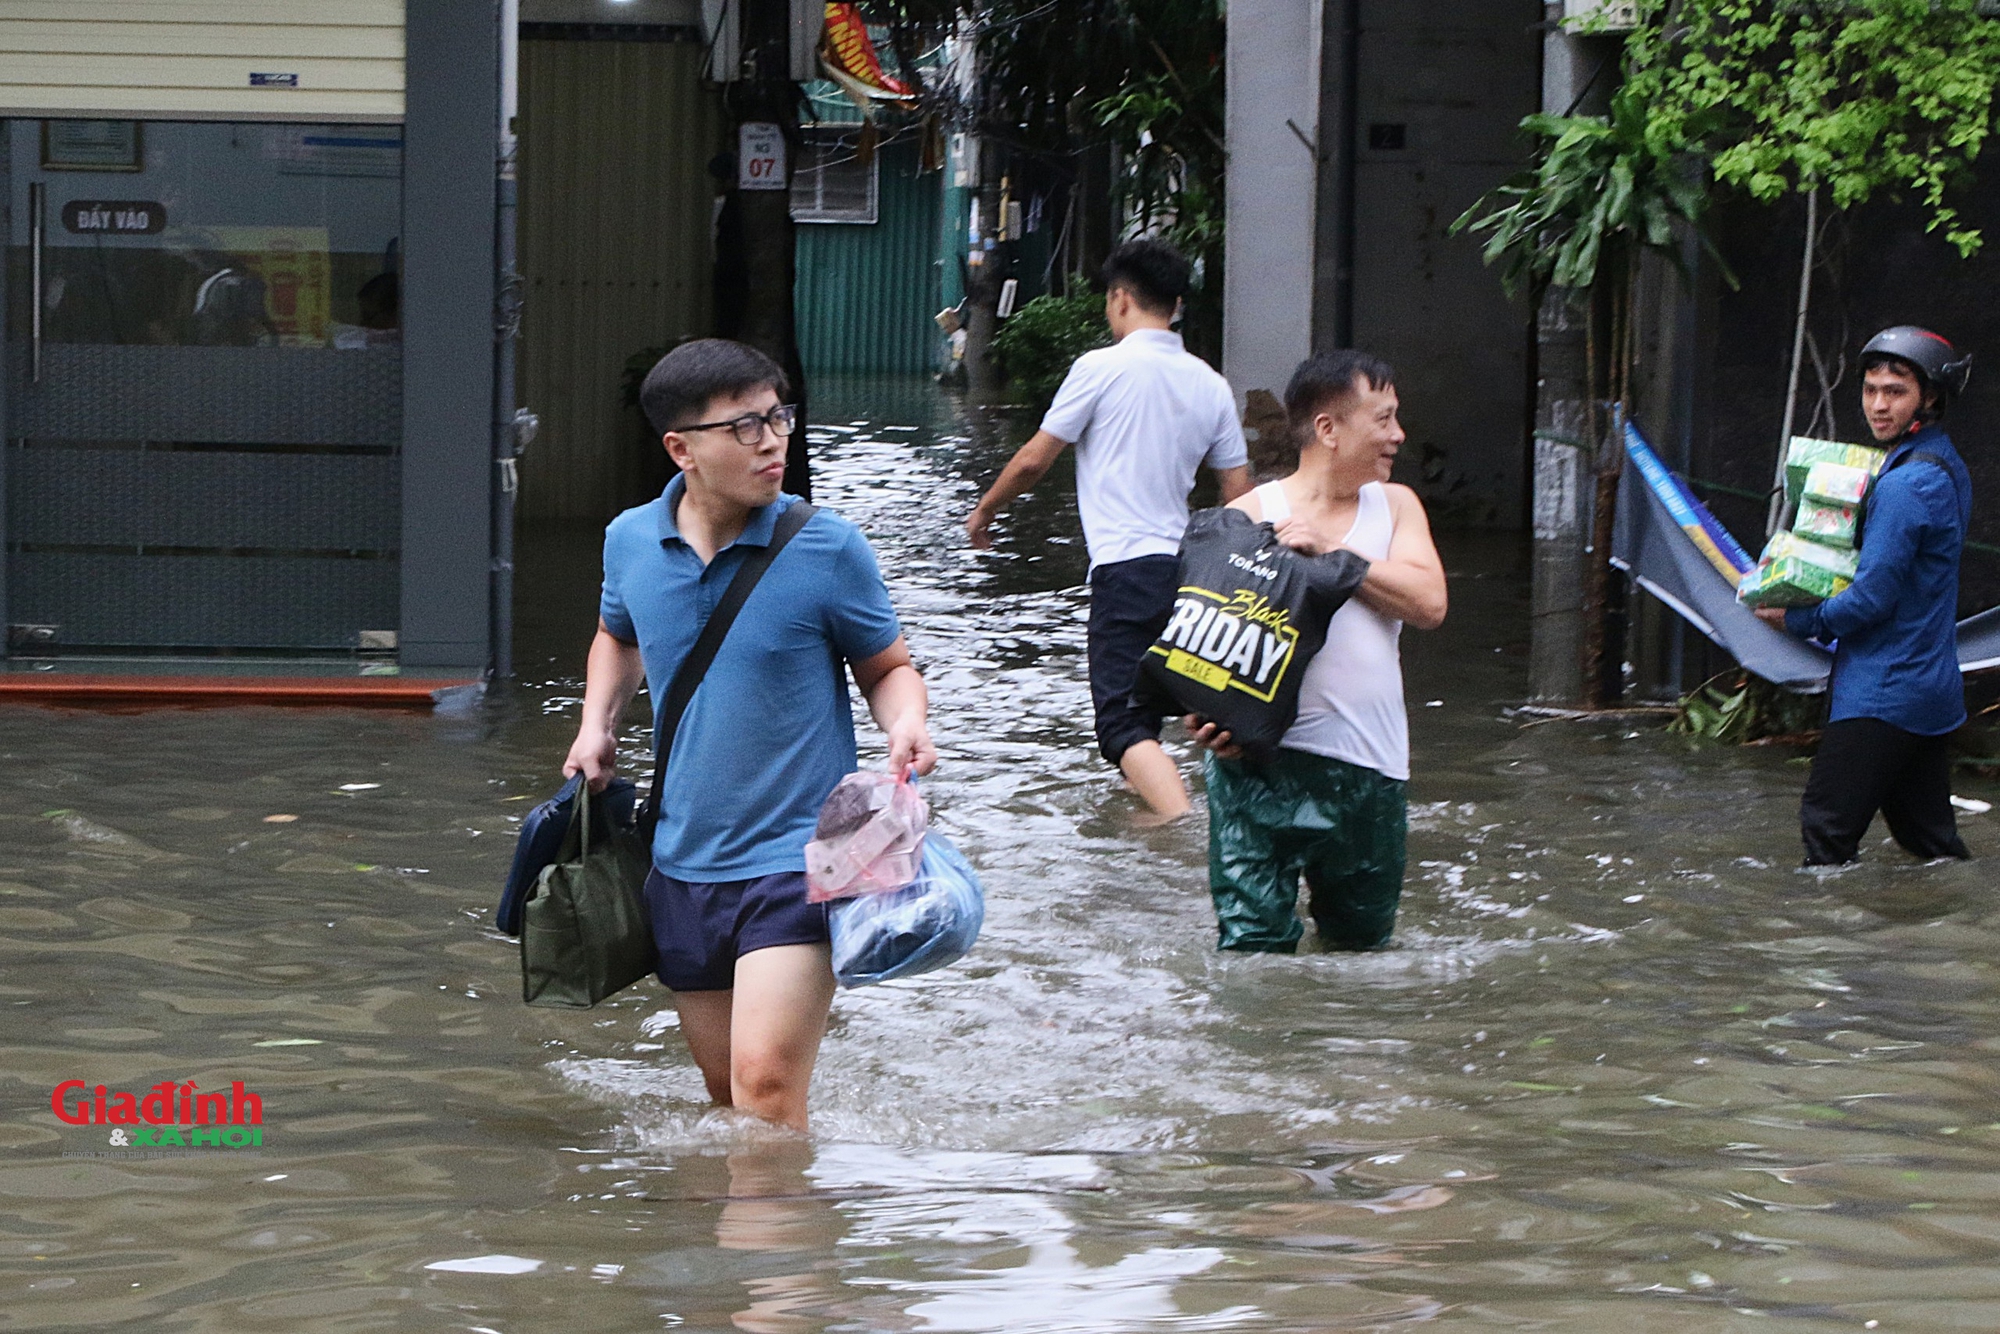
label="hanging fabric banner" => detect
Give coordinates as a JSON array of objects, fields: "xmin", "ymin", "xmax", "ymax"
[{"xmin": 821, "ymin": 3, "xmax": 914, "ymax": 98}]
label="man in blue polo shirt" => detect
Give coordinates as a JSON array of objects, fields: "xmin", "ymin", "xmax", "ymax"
[
  {"xmin": 1756, "ymin": 325, "xmax": 1974, "ymax": 866},
  {"xmin": 564, "ymin": 339, "xmax": 936, "ymax": 1130}
]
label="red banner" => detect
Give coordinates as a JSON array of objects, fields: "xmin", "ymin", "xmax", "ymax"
[{"xmin": 821, "ymin": 2, "xmax": 912, "ymax": 97}]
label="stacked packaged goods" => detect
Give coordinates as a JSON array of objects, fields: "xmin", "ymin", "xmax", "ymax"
[
  {"xmin": 1737, "ymin": 532, "xmax": 1861, "ymax": 606},
  {"xmin": 1739, "ymin": 438, "xmax": 1886, "ymax": 609},
  {"xmin": 1791, "ymin": 460, "xmax": 1873, "ymax": 549},
  {"xmin": 1782, "ymin": 437, "xmax": 1886, "ymax": 508}
]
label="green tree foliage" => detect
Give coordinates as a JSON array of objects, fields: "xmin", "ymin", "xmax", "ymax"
[
  {"xmin": 990, "ymin": 293, "xmax": 1111, "ymax": 402},
  {"xmin": 1671, "ymin": 671, "xmax": 1826, "ymax": 743},
  {"xmin": 1456, "ymin": 0, "xmax": 2000, "ymax": 293},
  {"xmin": 1450, "ymin": 85, "xmax": 1721, "ymax": 298},
  {"xmin": 1085, "ymin": 32, "xmax": 1227, "ymax": 265},
  {"xmin": 1624, "ymin": 0, "xmax": 2000, "ymax": 256}
]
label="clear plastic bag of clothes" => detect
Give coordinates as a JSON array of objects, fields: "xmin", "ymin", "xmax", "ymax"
[
  {"xmin": 830, "ymin": 832, "xmax": 985, "ymax": 988},
  {"xmin": 804, "ymin": 771, "xmax": 928, "ymax": 902}
]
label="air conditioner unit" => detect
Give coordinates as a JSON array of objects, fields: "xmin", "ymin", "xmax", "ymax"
[{"xmin": 1562, "ymin": 0, "xmax": 1639, "ymax": 33}]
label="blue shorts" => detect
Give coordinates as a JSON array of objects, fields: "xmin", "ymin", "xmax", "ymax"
[
  {"xmin": 643, "ymin": 868, "xmax": 830, "ymax": 992},
  {"xmin": 1087, "ymin": 554, "xmax": 1179, "ymax": 765}
]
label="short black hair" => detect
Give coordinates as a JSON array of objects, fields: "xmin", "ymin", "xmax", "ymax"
[
  {"xmin": 1284, "ymin": 350, "xmax": 1396, "ymax": 433},
  {"xmin": 1099, "ymin": 239, "xmax": 1191, "ymax": 317},
  {"xmin": 639, "ymin": 338, "xmax": 789, "ymax": 436},
  {"xmin": 1862, "ymin": 351, "xmax": 1924, "ymax": 383}
]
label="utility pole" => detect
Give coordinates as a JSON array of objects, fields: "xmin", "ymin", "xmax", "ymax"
[
  {"xmin": 713, "ymin": 0, "xmax": 818, "ymax": 497},
  {"xmin": 1311, "ymin": 0, "xmax": 1358, "ymax": 353},
  {"xmin": 951, "ymin": 7, "xmax": 1008, "ymax": 399},
  {"xmin": 963, "ymin": 142, "xmax": 1008, "ymax": 394},
  {"xmin": 1064, "ymin": 98, "xmax": 1114, "ymax": 288}
]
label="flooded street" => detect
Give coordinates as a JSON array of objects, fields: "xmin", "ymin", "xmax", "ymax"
[{"xmin": 4, "ymin": 375, "xmax": 1999, "ymax": 1332}]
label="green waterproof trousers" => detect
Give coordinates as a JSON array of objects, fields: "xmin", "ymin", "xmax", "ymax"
[{"xmin": 1203, "ymin": 749, "xmax": 1406, "ymax": 953}]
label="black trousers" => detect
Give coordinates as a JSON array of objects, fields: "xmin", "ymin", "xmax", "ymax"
[
  {"xmin": 1800, "ymin": 717, "xmax": 1970, "ymax": 866},
  {"xmin": 1085, "ymin": 554, "xmax": 1181, "ymax": 765}
]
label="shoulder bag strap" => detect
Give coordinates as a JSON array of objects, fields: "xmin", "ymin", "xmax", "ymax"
[
  {"xmin": 643, "ymin": 500, "xmax": 817, "ymax": 822},
  {"xmin": 1856, "ymin": 449, "xmax": 1951, "ymax": 549}
]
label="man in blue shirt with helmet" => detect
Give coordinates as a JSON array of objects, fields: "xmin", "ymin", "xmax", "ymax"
[{"xmin": 1756, "ymin": 325, "xmax": 1974, "ymax": 866}]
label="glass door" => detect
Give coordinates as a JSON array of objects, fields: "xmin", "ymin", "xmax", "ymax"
[{"xmin": 2, "ymin": 119, "xmax": 404, "ymax": 658}]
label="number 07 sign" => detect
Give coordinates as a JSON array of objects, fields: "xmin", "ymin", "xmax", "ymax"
[{"xmin": 738, "ymin": 122, "xmax": 787, "ymax": 191}]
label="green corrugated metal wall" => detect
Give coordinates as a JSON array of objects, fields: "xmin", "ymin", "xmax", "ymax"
[
  {"xmin": 938, "ymin": 179, "xmax": 968, "ymax": 324},
  {"xmin": 795, "ymin": 141, "xmax": 944, "ymax": 376}
]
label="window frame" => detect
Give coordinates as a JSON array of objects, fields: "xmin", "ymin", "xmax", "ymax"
[{"xmin": 788, "ymin": 134, "xmax": 879, "ymax": 225}]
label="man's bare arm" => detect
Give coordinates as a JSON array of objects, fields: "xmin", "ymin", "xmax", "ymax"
[
  {"xmin": 851, "ymin": 636, "xmax": 937, "ymax": 776},
  {"xmin": 1212, "ymin": 464, "xmax": 1252, "ymax": 504},
  {"xmin": 563, "ymin": 624, "xmax": 647, "ymax": 790},
  {"xmin": 965, "ymin": 429, "xmax": 1071, "ymax": 549},
  {"xmin": 1355, "ymin": 486, "xmax": 1448, "ymax": 629}
]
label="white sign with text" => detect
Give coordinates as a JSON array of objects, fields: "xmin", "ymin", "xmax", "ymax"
[{"xmin": 737, "ymin": 123, "xmax": 787, "ymax": 191}]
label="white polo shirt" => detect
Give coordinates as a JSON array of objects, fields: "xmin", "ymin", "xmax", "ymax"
[{"xmin": 1040, "ymin": 328, "xmax": 1248, "ymax": 570}]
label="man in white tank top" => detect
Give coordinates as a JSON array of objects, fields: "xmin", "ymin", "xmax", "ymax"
[{"xmin": 1187, "ymin": 351, "xmax": 1447, "ymax": 953}]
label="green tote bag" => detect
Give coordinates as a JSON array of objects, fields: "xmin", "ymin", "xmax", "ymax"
[{"xmin": 520, "ymin": 783, "xmax": 657, "ymax": 1007}]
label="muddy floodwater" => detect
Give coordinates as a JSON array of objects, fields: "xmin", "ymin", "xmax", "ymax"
[{"xmin": 3, "ymin": 377, "xmax": 1998, "ymax": 1332}]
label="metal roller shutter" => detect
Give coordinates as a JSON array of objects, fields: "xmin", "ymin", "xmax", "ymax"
[{"xmin": 0, "ymin": 1, "xmax": 404, "ymax": 122}]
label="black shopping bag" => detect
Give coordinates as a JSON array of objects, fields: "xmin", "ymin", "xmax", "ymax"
[{"xmin": 1137, "ymin": 507, "xmax": 1368, "ymax": 760}]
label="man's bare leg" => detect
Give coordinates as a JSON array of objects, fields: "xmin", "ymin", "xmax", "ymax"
[
  {"xmin": 728, "ymin": 943, "xmax": 837, "ymax": 1131},
  {"xmin": 675, "ymin": 989, "xmax": 737, "ymax": 1107},
  {"xmin": 1120, "ymin": 739, "xmax": 1191, "ymax": 824}
]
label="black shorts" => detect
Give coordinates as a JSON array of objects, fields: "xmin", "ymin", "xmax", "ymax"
[
  {"xmin": 1086, "ymin": 554, "xmax": 1181, "ymax": 765},
  {"xmin": 644, "ymin": 868, "xmax": 830, "ymax": 992}
]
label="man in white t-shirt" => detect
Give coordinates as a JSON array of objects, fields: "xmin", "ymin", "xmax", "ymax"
[{"xmin": 967, "ymin": 240, "xmax": 1251, "ymax": 820}]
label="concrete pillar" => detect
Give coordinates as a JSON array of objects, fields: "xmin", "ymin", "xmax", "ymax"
[
  {"xmin": 1223, "ymin": 0, "xmax": 1321, "ymax": 403},
  {"xmin": 1530, "ymin": 292, "xmax": 1591, "ymax": 702},
  {"xmin": 403, "ymin": 0, "xmax": 500, "ymax": 671},
  {"xmin": 1527, "ymin": 5, "xmax": 1616, "ymax": 702}
]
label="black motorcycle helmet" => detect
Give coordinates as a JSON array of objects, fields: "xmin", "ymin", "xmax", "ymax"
[{"xmin": 1860, "ymin": 326, "xmax": 1972, "ymax": 418}]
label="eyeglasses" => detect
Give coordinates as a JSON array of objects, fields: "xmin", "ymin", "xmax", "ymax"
[{"xmin": 677, "ymin": 404, "xmax": 798, "ymax": 446}]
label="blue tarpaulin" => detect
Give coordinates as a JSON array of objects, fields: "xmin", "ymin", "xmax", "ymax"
[{"xmin": 1609, "ymin": 422, "xmax": 2000, "ymax": 691}]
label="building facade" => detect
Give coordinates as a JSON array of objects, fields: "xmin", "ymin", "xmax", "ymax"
[
  {"xmin": 1224, "ymin": 0, "xmax": 1544, "ymax": 525},
  {"xmin": 0, "ymin": 0, "xmax": 499, "ymax": 674}
]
